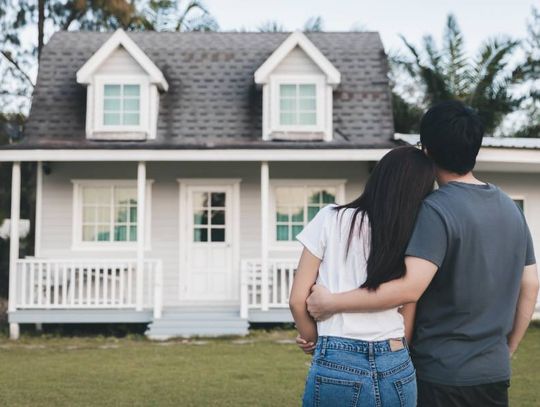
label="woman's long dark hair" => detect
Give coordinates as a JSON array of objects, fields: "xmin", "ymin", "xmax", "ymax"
[{"xmin": 336, "ymin": 146, "xmax": 435, "ymax": 290}]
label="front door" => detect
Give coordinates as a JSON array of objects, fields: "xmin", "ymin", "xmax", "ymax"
[{"xmin": 183, "ymin": 184, "xmax": 235, "ymax": 301}]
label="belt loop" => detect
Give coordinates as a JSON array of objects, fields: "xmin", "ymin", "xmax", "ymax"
[
  {"xmin": 320, "ymin": 336, "xmax": 327, "ymax": 357},
  {"xmin": 368, "ymin": 341, "xmax": 374, "ymax": 358}
]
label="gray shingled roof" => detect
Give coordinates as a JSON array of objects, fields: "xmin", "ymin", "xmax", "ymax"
[{"xmin": 12, "ymin": 31, "xmax": 396, "ymax": 149}]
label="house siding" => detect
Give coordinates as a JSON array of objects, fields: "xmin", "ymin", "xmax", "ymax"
[
  {"xmin": 95, "ymin": 46, "xmax": 147, "ymax": 75},
  {"xmin": 272, "ymin": 46, "xmax": 324, "ymax": 75},
  {"xmin": 38, "ymin": 161, "xmax": 370, "ymax": 307}
]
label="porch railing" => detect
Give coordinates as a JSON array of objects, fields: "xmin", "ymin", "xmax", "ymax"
[
  {"xmin": 13, "ymin": 258, "xmax": 163, "ymax": 318},
  {"xmin": 240, "ymin": 259, "xmax": 297, "ymax": 318}
]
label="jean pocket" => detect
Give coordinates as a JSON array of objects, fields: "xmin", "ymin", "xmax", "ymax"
[
  {"xmin": 393, "ymin": 371, "xmax": 417, "ymax": 407},
  {"xmin": 314, "ymin": 375, "xmax": 362, "ymax": 407}
]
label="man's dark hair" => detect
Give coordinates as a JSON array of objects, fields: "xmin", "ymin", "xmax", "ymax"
[{"xmin": 420, "ymin": 100, "xmax": 485, "ymax": 175}]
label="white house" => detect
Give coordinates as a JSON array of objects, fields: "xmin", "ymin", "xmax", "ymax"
[{"xmin": 1, "ymin": 29, "xmax": 539, "ymax": 340}]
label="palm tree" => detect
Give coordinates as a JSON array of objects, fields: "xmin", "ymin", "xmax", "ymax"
[{"xmin": 393, "ymin": 14, "xmax": 521, "ymax": 135}]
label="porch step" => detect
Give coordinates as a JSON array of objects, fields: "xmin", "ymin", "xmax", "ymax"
[{"xmin": 145, "ymin": 307, "xmax": 249, "ymax": 340}]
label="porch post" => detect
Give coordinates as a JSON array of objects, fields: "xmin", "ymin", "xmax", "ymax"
[
  {"xmin": 8, "ymin": 162, "xmax": 21, "ymax": 340},
  {"xmin": 261, "ymin": 161, "xmax": 269, "ymax": 311},
  {"xmin": 136, "ymin": 161, "xmax": 146, "ymax": 311},
  {"xmin": 34, "ymin": 161, "xmax": 43, "ymax": 257}
]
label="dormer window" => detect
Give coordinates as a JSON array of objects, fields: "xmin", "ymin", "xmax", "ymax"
[
  {"xmin": 76, "ymin": 29, "xmax": 168, "ymax": 141},
  {"xmin": 279, "ymin": 84, "xmax": 316, "ymax": 126},
  {"xmin": 103, "ymin": 84, "xmax": 140, "ymax": 126},
  {"xmin": 254, "ymin": 31, "xmax": 341, "ymax": 142}
]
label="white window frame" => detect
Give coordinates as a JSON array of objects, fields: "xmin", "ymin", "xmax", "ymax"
[
  {"xmin": 270, "ymin": 74, "xmax": 326, "ymax": 134},
  {"xmin": 510, "ymin": 195, "xmax": 526, "ymax": 215},
  {"xmin": 269, "ymin": 179, "xmax": 346, "ymax": 251},
  {"xmin": 93, "ymin": 74, "xmax": 150, "ymax": 134},
  {"xmin": 71, "ymin": 179, "xmax": 153, "ymax": 251}
]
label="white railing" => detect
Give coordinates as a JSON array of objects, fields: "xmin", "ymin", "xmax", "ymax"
[
  {"xmin": 240, "ymin": 259, "xmax": 297, "ymax": 318},
  {"xmin": 13, "ymin": 258, "xmax": 163, "ymax": 316}
]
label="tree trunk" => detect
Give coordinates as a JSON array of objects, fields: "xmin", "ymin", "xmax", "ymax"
[{"xmin": 37, "ymin": 0, "xmax": 45, "ymax": 60}]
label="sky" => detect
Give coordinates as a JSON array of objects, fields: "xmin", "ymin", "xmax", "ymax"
[{"xmin": 204, "ymin": 0, "xmax": 537, "ymax": 55}]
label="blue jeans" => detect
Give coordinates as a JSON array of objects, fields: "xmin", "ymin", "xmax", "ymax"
[{"xmin": 302, "ymin": 336, "xmax": 417, "ymax": 407}]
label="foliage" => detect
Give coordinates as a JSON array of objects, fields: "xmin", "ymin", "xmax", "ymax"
[
  {"xmin": 391, "ymin": 92, "xmax": 423, "ymax": 134},
  {"xmin": 303, "ymin": 16, "xmax": 324, "ymax": 32},
  {"xmin": 392, "ymin": 14, "xmax": 522, "ymax": 135}
]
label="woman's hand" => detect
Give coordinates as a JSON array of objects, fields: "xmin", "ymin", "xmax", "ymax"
[
  {"xmin": 306, "ymin": 284, "xmax": 335, "ymax": 321},
  {"xmin": 296, "ymin": 335, "xmax": 317, "ymax": 354}
]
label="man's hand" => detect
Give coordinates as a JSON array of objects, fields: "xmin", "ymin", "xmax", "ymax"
[
  {"xmin": 306, "ymin": 284, "xmax": 335, "ymax": 321},
  {"xmin": 296, "ymin": 335, "xmax": 316, "ymax": 354}
]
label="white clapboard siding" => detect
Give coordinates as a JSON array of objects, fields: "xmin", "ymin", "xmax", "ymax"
[
  {"xmin": 273, "ymin": 46, "xmax": 324, "ymax": 75},
  {"xmin": 96, "ymin": 46, "xmax": 147, "ymax": 75}
]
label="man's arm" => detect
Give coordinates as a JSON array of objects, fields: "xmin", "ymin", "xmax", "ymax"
[
  {"xmin": 307, "ymin": 256, "xmax": 437, "ymax": 320},
  {"xmin": 508, "ymin": 264, "xmax": 539, "ymax": 356}
]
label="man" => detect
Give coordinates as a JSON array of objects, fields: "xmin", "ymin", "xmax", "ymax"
[{"xmin": 301, "ymin": 101, "xmax": 538, "ymax": 406}]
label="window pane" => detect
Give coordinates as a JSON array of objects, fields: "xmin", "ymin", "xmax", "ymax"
[
  {"xmin": 123, "ymin": 84, "xmax": 140, "ymax": 97},
  {"xmin": 123, "ymin": 98, "xmax": 140, "ymax": 111},
  {"xmin": 280, "ymin": 112, "xmax": 296, "ymax": 125},
  {"xmin": 194, "ymin": 210, "xmax": 208, "ymax": 225},
  {"xmin": 211, "ymin": 228, "xmax": 225, "ymax": 242},
  {"xmin": 104, "ymin": 113, "xmax": 121, "ymax": 125},
  {"xmin": 104, "ymin": 85, "xmax": 121, "ymax": 97},
  {"xmin": 129, "ymin": 226, "xmax": 137, "ymax": 241},
  {"xmin": 211, "ymin": 193, "xmax": 226, "ymax": 207},
  {"xmin": 83, "ymin": 207, "xmax": 95, "ymax": 222},
  {"xmin": 97, "ymin": 206, "xmax": 111, "ymax": 223},
  {"xmin": 83, "ymin": 187, "xmax": 110, "ymax": 205},
  {"xmin": 298, "ymin": 98, "xmax": 316, "ymax": 111},
  {"xmin": 322, "ymin": 190, "xmax": 336, "ymax": 203},
  {"xmin": 193, "ymin": 192, "xmax": 209, "ymax": 208},
  {"xmin": 291, "ymin": 208, "xmax": 304, "ymax": 222},
  {"xmin": 116, "ymin": 188, "xmax": 136, "ymax": 203},
  {"xmin": 298, "ymin": 112, "xmax": 316, "ymax": 125},
  {"xmin": 276, "ymin": 188, "xmax": 304, "ymax": 207},
  {"xmin": 276, "ymin": 225, "xmax": 290, "ymax": 241},
  {"xmin": 123, "ymin": 113, "xmax": 140, "ymax": 125},
  {"xmin": 299, "ymin": 84, "xmax": 316, "ymax": 97},
  {"xmin": 129, "ymin": 206, "xmax": 137, "ymax": 222},
  {"xmin": 114, "ymin": 226, "xmax": 127, "ymax": 241},
  {"xmin": 104, "ymin": 98, "xmax": 121, "ymax": 111},
  {"xmin": 307, "ymin": 206, "xmax": 320, "ymax": 221},
  {"xmin": 194, "ymin": 228, "xmax": 208, "ymax": 242},
  {"xmin": 280, "ymin": 84, "xmax": 296, "ymax": 98},
  {"xmin": 211, "ymin": 210, "xmax": 225, "ymax": 225},
  {"xmin": 96, "ymin": 225, "xmax": 110, "ymax": 241},
  {"xmin": 308, "ymin": 191, "xmax": 321, "ymax": 204},
  {"xmin": 280, "ymin": 98, "xmax": 296, "ymax": 111},
  {"xmin": 276, "ymin": 208, "xmax": 289, "ymax": 222},
  {"xmin": 115, "ymin": 207, "xmax": 128, "ymax": 222},
  {"xmin": 292, "ymin": 225, "xmax": 303, "ymax": 239},
  {"xmin": 83, "ymin": 226, "xmax": 95, "ymax": 241}
]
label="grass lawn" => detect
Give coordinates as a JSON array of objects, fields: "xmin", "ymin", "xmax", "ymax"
[{"xmin": 0, "ymin": 324, "xmax": 538, "ymax": 407}]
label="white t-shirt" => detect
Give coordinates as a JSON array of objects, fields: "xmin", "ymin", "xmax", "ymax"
[{"xmin": 296, "ymin": 204, "xmax": 404, "ymax": 341}]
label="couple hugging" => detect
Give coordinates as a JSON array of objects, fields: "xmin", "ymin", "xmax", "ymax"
[{"xmin": 290, "ymin": 101, "xmax": 538, "ymax": 407}]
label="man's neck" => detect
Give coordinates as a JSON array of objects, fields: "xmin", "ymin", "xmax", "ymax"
[{"xmin": 436, "ymin": 169, "xmax": 485, "ymax": 186}]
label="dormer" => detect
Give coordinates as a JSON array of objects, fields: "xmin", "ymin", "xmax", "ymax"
[
  {"xmin": 255, "ymin": 31, "xmax": 340, "ymax": 142},
  {"xmin": 76, "ymin": 29, "xmax": 168, "ymax": 141}
]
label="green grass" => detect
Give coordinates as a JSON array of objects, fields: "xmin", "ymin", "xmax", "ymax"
[{"xmin": 0, "ymin": 325, "xmax": 538, "ymax": 407}]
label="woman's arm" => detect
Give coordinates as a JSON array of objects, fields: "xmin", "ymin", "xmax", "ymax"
[
  {"xmin": 399, "ymin": 303, "xmax": 417, "ymax": 344},
  {"xmin": 289, "ymin": 248, "xmax": 321, "ymax": 345}
]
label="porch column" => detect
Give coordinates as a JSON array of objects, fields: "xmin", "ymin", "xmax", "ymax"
[
  {"xmin": 136, "ymin": 161, "xmax": 146, "ymax": 311},
  {"xmin": 261, "ymin": 161, "xmax": 269, "ymax": 311},
  {"xmin": 34, "ymin": 161, "xmax": 43, "ymax": 257},
  {"xmin": 8, "ymin": 162, "xmax": 21, "ymax": 340}
]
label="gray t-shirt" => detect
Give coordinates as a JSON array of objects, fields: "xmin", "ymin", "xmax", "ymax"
[{"xmin": 406, "ymin": 181, "xmax": 536, "ymax": 386}]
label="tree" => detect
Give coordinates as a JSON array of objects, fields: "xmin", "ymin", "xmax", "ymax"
[
  {"xmin": 512, "ymin": 7, "xmax": 540, "ymax": 138},
  {"xmin": 393, "ymin": 14, "xmax": 521, "ymax": 135},
  {"xmin": 303, "ymin": 16, "xmax": 323, "ymax": 32},
  {"xmin": 0, "ymin": 0, "xmax": 218, "ymax": 114}
]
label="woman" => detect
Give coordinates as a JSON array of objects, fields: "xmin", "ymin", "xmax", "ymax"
[{"xmin": 289, "ymin": 146, "xmax": 435, "ymax": 407}]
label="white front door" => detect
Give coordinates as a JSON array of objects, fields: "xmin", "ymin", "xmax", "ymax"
[{"xmin": 182, "ymin": 184, "xmax": 236, "ymax": 301}]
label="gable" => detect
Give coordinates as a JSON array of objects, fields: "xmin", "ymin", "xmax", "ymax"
[
  {"xmin": 95, "ymin": 46, "xmax": 147, "ymax": 76},
  {"xmin": 272, "ymin": 46, "xmax": 324, "ymax": 76}
]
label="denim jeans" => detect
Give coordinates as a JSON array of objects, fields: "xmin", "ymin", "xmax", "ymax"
[{"xmin": 302, "ymin": 336, "xmax": 417, "ymax": 407}]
